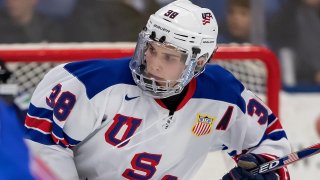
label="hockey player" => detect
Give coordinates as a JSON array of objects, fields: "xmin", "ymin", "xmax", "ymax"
[
  {"xmin": 24, "ymin": 0, "xmax": 291, "ymax": 179},
  {"xmin": 0, "ymin": 97, "xmax": 57, "ymax": 179}
]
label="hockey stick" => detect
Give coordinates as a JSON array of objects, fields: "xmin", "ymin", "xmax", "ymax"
[{"xmin": 250, "ymin": 143, "xmax": 320, "ymax": 175}]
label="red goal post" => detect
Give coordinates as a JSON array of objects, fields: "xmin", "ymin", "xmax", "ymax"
[{"xmin": 0, "ymin": 43, "xmax": 280, "ymax": 116}]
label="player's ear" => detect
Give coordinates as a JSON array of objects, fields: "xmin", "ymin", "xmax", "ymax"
[
  {"xmin": 197, "ymin": 56, "xmax": 207, "ymax": 69},
  {"xmin": 197, "ymin": 46, "xmax": 218, "ymax": 68}
]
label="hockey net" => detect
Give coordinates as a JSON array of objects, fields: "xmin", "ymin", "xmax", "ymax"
[{"xmin": 0, "ymin": 43, "xmax": 280, "ymax": 115}]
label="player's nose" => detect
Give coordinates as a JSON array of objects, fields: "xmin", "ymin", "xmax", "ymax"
[{"xmin": 148, "ymin": 56, "xmax": 162, "ymax": 72}]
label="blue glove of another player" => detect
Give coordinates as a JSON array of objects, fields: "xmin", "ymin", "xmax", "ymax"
[{"xmin": 222, "ymin": 153, "xmax": 279, "ymax": 180}]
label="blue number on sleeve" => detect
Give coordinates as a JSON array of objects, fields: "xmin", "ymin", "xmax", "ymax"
[
  {"xmin": 46, "ymin": 84, "xmax": 62, "ymax": 108},
  {"xmin": 247, "ymin": 99, "xmax": 268, "ymax": 125},
  {"xmin": 53, "ymin": 91, "xmax": 76, "ymax": 121}
]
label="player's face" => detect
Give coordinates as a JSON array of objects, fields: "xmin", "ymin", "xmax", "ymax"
[
  {"xmin": 144, "ymin": 42, "xmax": 186, "ymax": 86},
  {"xmin": 227, "ymin": 5, "xmax": 250, "ymax": 40},
  {"xmin": 5, "ymin": 0, "xmax": 38, "ymax": 20},
  {"xmin": 303, "ymin": 0, "xmax": 320, "ymax": 7}
]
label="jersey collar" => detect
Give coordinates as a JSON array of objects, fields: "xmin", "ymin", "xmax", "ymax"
[{"xmin": 155, "ymin": 78, "xmax": 196, "ymax": 111}]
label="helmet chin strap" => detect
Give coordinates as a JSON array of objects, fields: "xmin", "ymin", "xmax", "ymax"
[{"xmin": 181, "ymin": 47, "xmax": 201, "ymax": 87}]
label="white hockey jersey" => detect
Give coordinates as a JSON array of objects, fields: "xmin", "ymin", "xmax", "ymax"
[{"xmin": 25, "ymin": 58, "xmax": 291, "ymax": 180}]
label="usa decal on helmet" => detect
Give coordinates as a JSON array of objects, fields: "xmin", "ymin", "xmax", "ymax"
[{"xmin": 202, "ymin": 13, "xmax": 213, "ymax": 25}]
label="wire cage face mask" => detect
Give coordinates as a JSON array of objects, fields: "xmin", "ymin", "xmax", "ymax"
[{"xmin": 129, "ymin": 31, "xmax": 198, "ymax": 99}]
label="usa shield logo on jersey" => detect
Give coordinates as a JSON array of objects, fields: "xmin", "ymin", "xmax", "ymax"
[{"xmin": 192, "ymin": 114, "xmax": 216, "ymax": 136}]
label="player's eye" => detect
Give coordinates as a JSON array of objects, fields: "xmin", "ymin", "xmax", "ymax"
[
  {"xmin": 149, "ymin": 45, "xmax": 156, "ymax": 55},
  {"xmin": 164, "ymin": 54, "xmax": 178, "ymax": 63}
]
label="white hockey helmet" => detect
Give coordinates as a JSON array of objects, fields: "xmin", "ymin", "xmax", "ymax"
[{"xmin": 130, "ymin": 0, "xmax": 218, "ymax": 98}]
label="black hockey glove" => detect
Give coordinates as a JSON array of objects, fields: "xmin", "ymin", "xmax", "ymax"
[{"xmin": 222, "ymin": 153, "xmax": 279, "ymax": 180}]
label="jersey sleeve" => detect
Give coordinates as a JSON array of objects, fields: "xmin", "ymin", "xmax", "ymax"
[
  {"xmin": 220, "ymin": 89, "xmax": 291, "ymax": 179},
  {"xmin": 24, "ymin": 64, "xmax": 102, "ymax": 179}
]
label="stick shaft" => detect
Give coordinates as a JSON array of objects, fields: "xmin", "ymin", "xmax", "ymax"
[{"xmin": 250, "ymin": 143, "xmax": 320, "ymax": 175}]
